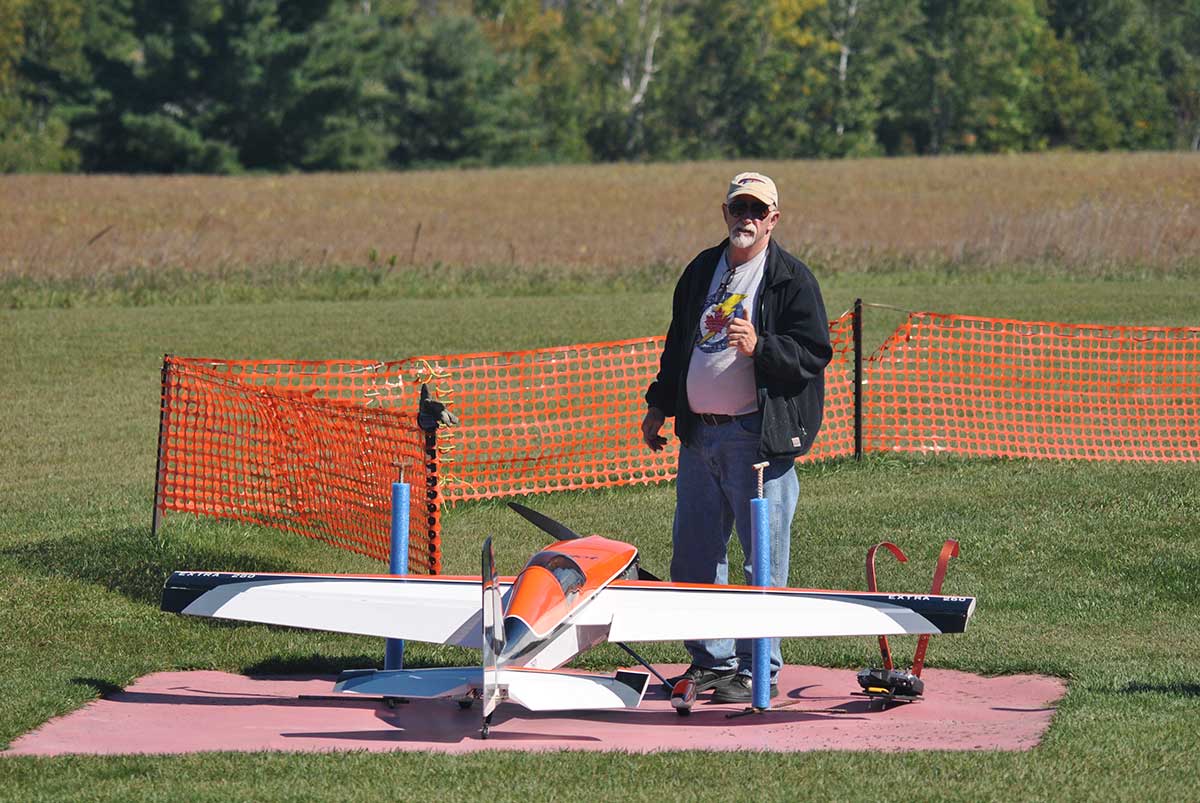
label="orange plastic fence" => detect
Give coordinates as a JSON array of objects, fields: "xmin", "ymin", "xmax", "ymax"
[
  {"xmin": 402, "ymin": 312, "xmax": 857, "ymax": 501},
  {"xmin": 155, "ymin": 310, "xmax": 1199, "ymax": 574},
  {"xmin": 865, "ymin": 312, "xmax": 1200, "ymax": 461},
  {"xmin": 407, "ymin": 336, "xmax": 678, "ymax": 500},
  {"xmin": 155, "ymin": 357, "xmax": 441, "ymax": 572},
  {"xmin": 808, "ymin": 311, "xmax": 857, "ymax": 462}
]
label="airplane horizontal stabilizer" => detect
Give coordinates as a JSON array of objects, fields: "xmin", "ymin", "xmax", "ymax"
[
  {"xmin": 498, "ymin": 668, "xmax": 650, "ymax": 711},
  {"xmin": 333, "ymin": 667, "xmax": 479, "ymax": 699}
]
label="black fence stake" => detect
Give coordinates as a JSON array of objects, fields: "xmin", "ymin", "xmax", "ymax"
[
  {"xmin": 853, "ymin": 299, "xmax": 863, "ymax": 460},
  {"xmin": 424, "ymin": 425, "xmax": 439, "ymax": 572},
  {"xmin": 151, "ymin": 354, "xmax": 171, "ymax": 537},
  {"xmin": 416, "ymin": 384, "xmax": 445, "ymax": 574}
]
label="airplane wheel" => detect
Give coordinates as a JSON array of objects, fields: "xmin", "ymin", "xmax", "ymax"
[
  {"xmin": 670, "ymin": 679, "xmax": 697, "ymax": 717},
  {"xmin": 458, "ymin": 699, "xmax": 473, "ymax": 710}
]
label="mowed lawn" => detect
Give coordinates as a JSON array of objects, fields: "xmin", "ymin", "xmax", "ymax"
[{"xmin": 1, "ymin": 262, "xmax": 1197, "ymax": 801}]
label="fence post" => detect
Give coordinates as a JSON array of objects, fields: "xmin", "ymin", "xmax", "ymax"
[
  {"xmin": 151, "ymin": 354, "xmax": 171, "ymax": 538},
  {"xmin": 853, "ymin": 299, "xmax": 863, "ymax": 460},
  {"xmin": 415, "ymin": 381, "xmax": 449, "ymax": 574},
  {"xmin": 422, "ymin": 414, "xmax": 441, "ymax": 575}
]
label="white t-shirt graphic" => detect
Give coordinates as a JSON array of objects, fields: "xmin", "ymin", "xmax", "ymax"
[{"xmin": 686, "ymin": 248, "xmax": 767, "ymax": 416}]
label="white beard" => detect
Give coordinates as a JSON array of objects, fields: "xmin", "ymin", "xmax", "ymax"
[{"xmin": 729, "ymin": 227, "xmax": 756, "ymax": 249}]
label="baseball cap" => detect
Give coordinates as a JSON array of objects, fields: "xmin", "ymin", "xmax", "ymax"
[{"xmin": 726, "ymin": 172, "xmax": 778, "ymax": 208}]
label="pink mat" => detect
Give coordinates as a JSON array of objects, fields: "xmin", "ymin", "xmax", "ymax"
[{"xmin": 4, "ymin": 665, "xmax": 1065, "ymax": 755}]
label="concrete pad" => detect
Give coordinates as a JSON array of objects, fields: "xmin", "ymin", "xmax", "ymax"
[{"xmin": 4, "ymin": 665, "xmax": 1065, "ymax": 756}]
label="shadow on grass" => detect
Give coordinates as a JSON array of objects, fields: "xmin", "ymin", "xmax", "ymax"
[
  {"xmin": 245, "ymin": 649, "xmax": 480, "ymax": 675},
  {"xmin": 1118, "ymin": 682, "xmax": 1200, "ymax": 698},
  {"xmin": 2, "ymin": 526, "xmax": 300, "ymax": 607},
  {"xmin": 244, "ymin": 655, "xmax": 385, "ymax": 675},
  {"xmin": 71, "ymin": 677, "xmax": 125, "ymax": 698}
]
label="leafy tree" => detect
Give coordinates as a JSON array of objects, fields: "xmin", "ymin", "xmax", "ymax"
[
  {"xmin": 1026, "ymin": 22, "xmax": 1121, "ymax": 149},
  {"xmin": 72, "ymin": 0, "xmax": 396, "ymax": 172},
  {"xmin": 0, "ymin": 0, "xmax": 84, "ymax": 171},
  {"xmin": 808, "ymin": 0, "xmax": 923, "ymax": 156},
  {"xmin": 1046, "ymin": 0, "xmax": 1174, "ymax": 148},
  {"xmin": 1147, "ymin": 0, "xmax": 1200, "ymax": 149},
  {"xmin": 384, "ymin": 13, "xmax": 543, "ymax": 166},
  {"xmin": 566, "ymin": 0, "xmax": 676, "ymax": 159},
  {"xmin": 277, "ymin": 6, "xmax": 395, "ymax": 170},
  {"xmin": 641, "ymin": 0, "xmax": 831, "ymax": 160},
  {"xmin": 5, "ymin": 0, "xmax": 1200, "ymax": 172},
  {"xmin": 475, "ymin": 0, "xmax": 592, "ymax": 161},
  {"xmin": 883, "ymin": 0, "xmax": 1064, "ymax": 154}
]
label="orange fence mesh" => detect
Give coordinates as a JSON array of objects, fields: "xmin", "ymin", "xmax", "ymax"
[
  {"xmin": 864, "ymin": 312, "xmax": 1200, "ymax": 461},
  {"xmin": 155, "ymin": 309, "xmax": 1198, "ymax": 574},
  {"xmin": 156, "ymin": 357, "xmax": 441, "ymax": 572},
  {"xmin": 408, "ymin": 337, "xmax": 677, "ymax": 501},
  {"xmin": 807, "ymin": 311, "xmax": 857, "ymax": 462},
  {"xmin": 410, "ymin": 312, "xmax": 856, "ymax": 501}
]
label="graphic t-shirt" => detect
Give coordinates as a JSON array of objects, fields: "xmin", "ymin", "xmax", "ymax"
[{"xmin": 685, "ymin": 247, "xmax": 767, "ymax": 415}]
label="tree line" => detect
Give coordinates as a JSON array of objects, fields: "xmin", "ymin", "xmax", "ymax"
[{"xmin": 2, "ymin": 0, "xmax": 1197, "ymax": 173}]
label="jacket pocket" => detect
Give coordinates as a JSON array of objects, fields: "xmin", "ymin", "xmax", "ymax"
[
  {"xmin": 760, "ymin": 395, "xmax": 804, "ymax": 456},
  {"xmin": 786, "ymin": 397, "xmax": 808, "ymax": 441}
]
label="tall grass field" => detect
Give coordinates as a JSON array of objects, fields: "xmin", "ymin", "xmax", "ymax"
[{"xmin": 1, "ymin": 154, "xmax": 1198, "ymax": 801}]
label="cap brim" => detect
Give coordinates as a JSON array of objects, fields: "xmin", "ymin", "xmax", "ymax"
[{"xmin": 727, "ymin": 188, "xmax": 775, "ymax": 207}]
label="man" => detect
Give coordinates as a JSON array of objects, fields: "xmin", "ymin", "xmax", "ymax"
[{"xmin": 641, "ymin": 171, "xmax": 832, "ymax": 703}]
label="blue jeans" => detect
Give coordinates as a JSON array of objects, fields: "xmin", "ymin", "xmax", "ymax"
[{"xmin": 670, "ymin": 412, "xmax": 799, "ymax": 678}]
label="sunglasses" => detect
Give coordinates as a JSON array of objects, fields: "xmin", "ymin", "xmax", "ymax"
[{"xmin": 727, "ymin": 199, "xmax": 773, "ymax": 220}]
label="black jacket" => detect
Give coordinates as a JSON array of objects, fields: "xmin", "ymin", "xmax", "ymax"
[{"xmin": 645, "ymin": 238, "xmax": 832, "ymax": 458}]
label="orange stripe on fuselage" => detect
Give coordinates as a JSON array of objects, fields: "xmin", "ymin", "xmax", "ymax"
[{"xmin": 504, "ymin": 536, "xmax": 637, "ymax": 638}]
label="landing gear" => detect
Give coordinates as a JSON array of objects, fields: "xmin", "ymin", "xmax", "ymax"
[
  {"xmin": 670, "ymin": 678, "xmax": 697, "ymax": 716},
  {"xmin": 481, "ymin": 713, "xmax": 493, "ymax": 739}
]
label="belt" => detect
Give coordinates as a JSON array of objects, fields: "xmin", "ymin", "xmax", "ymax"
[{"xmin": 697, "ymin": 412, "xmax": 747, "ymax": 425}]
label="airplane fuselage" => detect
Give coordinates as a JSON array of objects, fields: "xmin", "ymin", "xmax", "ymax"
[{"xmin": 500, "ymin": 536, "xmax": 638, "ymax": 663}]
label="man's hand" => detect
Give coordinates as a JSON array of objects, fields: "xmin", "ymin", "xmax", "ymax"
[
  {"xmin": 727, "ymin": 308, "xmax": 757, "ymax": 357},
  {"xmin": 641, "ymin": 407, "xmax": 667, "ymax": 451}
]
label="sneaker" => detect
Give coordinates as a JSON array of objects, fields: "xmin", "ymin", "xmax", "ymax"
[
  {"xmin": 666, "ymin": 664, "xmax": 737, "ymax": 692},
  {"xmin": 711, "ymin": 673, "xmax": 778, "ymax": 703}
]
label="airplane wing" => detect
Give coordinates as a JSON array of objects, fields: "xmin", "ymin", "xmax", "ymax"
[
  {"xmin": 572, "ymin": 580, "xmax": 975, "ymax": 642},
  {"xmin": 161, "ymin": 571, "xmax": 509, "ymax": 647}
]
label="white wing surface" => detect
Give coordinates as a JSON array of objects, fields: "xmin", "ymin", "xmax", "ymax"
[
  {"xmin": 573, "ymin": 581, "xmax": 975, "ymax": 642},
  {"xmin": 162, "ymin": 571, "xmax": 509, "ymax": 647}
]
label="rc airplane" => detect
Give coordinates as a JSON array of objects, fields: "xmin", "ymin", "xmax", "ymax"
[{"xmin": 161, "ymin": 504, "xmax": 976, "ymax": 736}]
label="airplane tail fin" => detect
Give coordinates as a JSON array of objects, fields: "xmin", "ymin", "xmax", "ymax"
[{"xmin": 481, "ymin": 536, "xmax": 506, "ymax": 722}]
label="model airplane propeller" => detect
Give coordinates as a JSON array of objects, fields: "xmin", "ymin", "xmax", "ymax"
[
  {"xmin": 161, "ymin": 505, "xmax": 975, "ymax": 736},
  {"xmin": 507, "ymin": 502, "xmax": 661, "ymax": 581}
]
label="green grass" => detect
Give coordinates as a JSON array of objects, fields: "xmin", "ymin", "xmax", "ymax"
[
  {"xmin": 1, "ymin": 272, "xmax": 1198, "ymax": 801},
  {"xmin": 3, "ymin": 256, "xmax": 1198, "ymax": 310}
]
